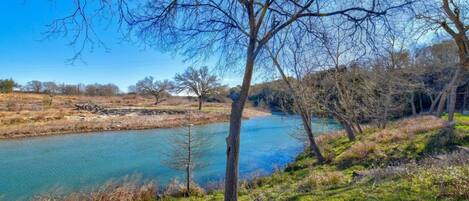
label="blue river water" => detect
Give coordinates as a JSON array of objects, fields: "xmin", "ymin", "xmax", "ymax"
[{"xmin": 0, "ymin": 115, "xmax": 341, "ymax": 200}]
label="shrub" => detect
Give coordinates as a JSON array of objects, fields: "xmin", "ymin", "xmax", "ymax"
[
  {"xmin": 297, "ymin": 171, "xmax": 347, "ymax": 192},
  {"xmin": 335, "ymin": 141, "xmax": 380, "ymax": 168},
  {"xmin": 370, "ymin": 129, "xmax": 411, "ymax": 143},
  {"xmin": 163, "ymin": 178, "xmax": 205, "ymax": 198}
]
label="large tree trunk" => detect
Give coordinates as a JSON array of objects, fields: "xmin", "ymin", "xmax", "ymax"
[
  {"xmin": 224, "ymin": 39, "xmax": 256, "ymax": 201},
  {"xmin": 447, "ymin": 67, "xmax": 462, "ymax": 122}
]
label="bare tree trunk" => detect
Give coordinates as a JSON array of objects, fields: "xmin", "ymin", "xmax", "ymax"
[
  {"xmin": 186, "ymin": 125, "xmax": 192, "ymax": 196},
  {"xmin": 198, "ymin": 96, "xmax": 203, "ymax": 111},
  {"xmin": 410, "ymin": 93, "xmax": 417, "ymax": 116},
  {"xmin": 448, "ymin": 87, "xmax": 457, "ymax": 122},
  {"xmin": 460, "ymin": 89, "xmax": 466, "ymax": 114},
  {"xmin": 341, "ymin": 120, "xmax": 356, "ymax": 141},
  {"xmin": 354, "ymin": 122, "xmax": 363, "ymax": 134},
  {"xmin": 447, "ymin": 67, "xmax": 461, "ymax": 122},
  {"xmin": 225, "ymin": 39, "xmax": 256, "ymax": 201},
  {"xmin": 332, "ymin": 113, "xmax": 356, "ymax": 141},
  {"xmin": 419, "ymin": 93, "xmax": 423, "ymax": 114},
  {"xmin": 351, "ymin": 124, "xmax": 359, "ymax": 134},
  {"xmin": 300, "ymin": 113, "xmax": 325, "ymax": 162},
  {"xmin": 154, "ymin": 95, "xmax": 160, "ymax": 105},
  {"xmin": 436, "ymin": 91, "xmax": 448, "ymax": 117},
  {"xmin": 382, "ymin": 93, "xmax": 391, "ymax": 129},
  {"xmin": 267, "ymin": 49, "xmax": 325, "ymax": 162},
  {"xmin": 429, "ymin": 92, "xmax": 442, "ymax": 113}
]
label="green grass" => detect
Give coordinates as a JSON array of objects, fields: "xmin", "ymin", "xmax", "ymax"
[{"xmin": 171, "ymin": 115, "xmax": 469, "ymax": 201}]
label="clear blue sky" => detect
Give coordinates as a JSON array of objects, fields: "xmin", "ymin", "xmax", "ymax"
[{"xmin": 0, "ymin": 1, "xmax": 245, "ymax": 92}]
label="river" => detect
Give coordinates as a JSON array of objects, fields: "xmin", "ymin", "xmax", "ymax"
[{"xmin": 0, "ymin": 115, "xmax": 341, "ymax": 200}]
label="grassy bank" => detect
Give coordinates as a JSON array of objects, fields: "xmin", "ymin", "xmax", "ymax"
[
  {"xmin": 179, "ymin": 115, "xmax": 468, "ymax": 201},
  {"xmin": 32, "ymin": 114, "xmax": 469, "ymax": 201},
  {"xmin": 0, "ymin": 93, "xmax": 270, "ymax": 139}
]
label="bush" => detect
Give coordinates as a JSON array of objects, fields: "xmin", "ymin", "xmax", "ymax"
[
  {"xmin": 297, "ymin": 171, "xmax": 347, "ymax": 192},
  {"xmin": 335, "ymin": 141, "xmax": 381, "ymax": 168},
  {"xmin": 163, "ymin": 178, "xmax": 205, "ymax": 198}
]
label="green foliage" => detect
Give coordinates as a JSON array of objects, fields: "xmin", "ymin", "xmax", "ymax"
[{"xmin": 0, "ymin": 78, "xmax": 18, "ymax": 93}]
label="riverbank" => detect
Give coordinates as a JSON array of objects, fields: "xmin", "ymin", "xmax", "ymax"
[
  {"xmin": 42, "ymin": 114, "xmax": 468, "ymax": 201},
  {"xmin": 200, "ymin": 115, "xmax": 468, "ymax": 201},
  {"xmin": 0, "ymin": 93, "xmax": 270, "ymax": 139}
]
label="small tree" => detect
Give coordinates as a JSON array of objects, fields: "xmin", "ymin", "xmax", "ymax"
[
  {"xmin": 42, "ymin": 81, "xmax": 60, "ymax": 107},
  {"xmin": 163, "ymin": 114, "xmax": 210, "ymax": 196},
  {"xmin": 174, "ymin": 66, "xmax": 222, "ymax": 111},
  {"xmin": 135, "ymin": 77, "xmax": 173, "ymax": 105},
  {"xmin": 0, "ymin": 79, "xmax": 18, "ymax": 93}
]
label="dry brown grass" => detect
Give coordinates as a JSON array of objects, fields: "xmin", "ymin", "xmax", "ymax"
[
  {"xmin": 316, "ymin": 131, "xmax": 347, "ymax": 146},
  {"xmin": 0, "ymin": 93, "xmax": 269, "ymax": 139},
  {"xmin": 163, "ymin": 179, "xmax": 205, "ymax": 197},
  {"xmin": 33, "ymin": 180, "xmax": 157, "ymax": 201},
  {"xmin": 0, "ymin": 93, "xmax": 156, "ymax": 111},
  {"xmin": 297, "ymin": 171, "xmax": 347, "ymax": 192},
  {"xmin": 395, "ymin": 115, "xmax": 446, "ymax": 134},
  {"xmin": 368, "ymin": 116, "xmax": 446, "ymax": 143},
  {"xmin": 0, "ymin": 112, "xmax": 232, "ymax": 139},
  {"xmin": 335, "ymin": 115, "xmax": 447, "ymax": 167}
]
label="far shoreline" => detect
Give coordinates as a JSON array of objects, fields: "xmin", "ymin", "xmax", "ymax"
[{"xmin": 0, "ymin": 108, "xmax": 272, "ymax": 140}]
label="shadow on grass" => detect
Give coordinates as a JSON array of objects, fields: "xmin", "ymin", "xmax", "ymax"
[{"xmin": 423, "ymin": 126, "xmax": 458, "ymax": 154}]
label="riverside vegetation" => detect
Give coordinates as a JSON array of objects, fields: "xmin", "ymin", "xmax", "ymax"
[{"xmin": 31, "ymin": 114, "xmax": 469, "ymax": 201}]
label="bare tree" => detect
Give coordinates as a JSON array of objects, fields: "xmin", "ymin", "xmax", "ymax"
[
  {"xmin": 42, "ymin": 82, "xmax": 60, "ymax": 94},
  {"xmin": 174, "ymin": 66, "xmax": 222, "ymax": 111},
  {"xmin": 42, "ymin": 81, "xmax": 60, "ymax": 106},
  {"xmin": 135, "ymin": 76, "xmax": 173, "ymax": 105},
  {"xmin": 26, "ymin": 80, "xmax": 42, "ymax": 93},
  {"xmin": 414, "ymin": 41, "xmax": 459, "ymax": 113},
  {"xmin": 48, "ymin": 1, "xmax": 412, "ymax": 200},
  {"xmin": 265, "ymin": 29, "xmax": 328, "ymax": 161},
  {"xmin": 318, "ymin": 24, "xmax": 368, "ymax": 140},
  {"xmin": 84, "ymin": 83, "xmax": 120, "ymax": 96},
  {"xmin": 162, "ymin": 114, "xmax": 210, "ymax": 196},
  {"xmin": 415, "ymin": 0, "xmax": 469, "ymax": 122}
]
